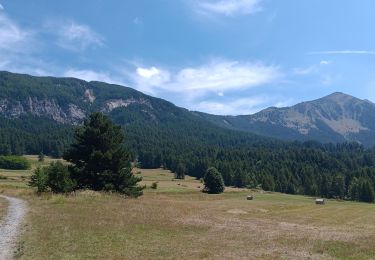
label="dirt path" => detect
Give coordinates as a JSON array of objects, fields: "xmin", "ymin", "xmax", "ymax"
[{"xmin": 0, "ymin": 195, "xmax": 27, "ymax": 260}]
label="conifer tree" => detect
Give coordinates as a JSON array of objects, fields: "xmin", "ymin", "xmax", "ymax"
[
  {"xmin": 203, "ymin": 167, "xmax": 225, "ymax": 194},
  {"xmin": 64, "ymin": 112, "xmax": 144, "ymax": 197}
]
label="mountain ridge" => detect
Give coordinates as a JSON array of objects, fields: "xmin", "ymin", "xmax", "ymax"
[
  {"xmin": 1, "ymin": 70, "xmax": 375, "ymax": 147},
  {"xmin": 196, "ymin": 91, "xmax": 375, "ymax": 146}
]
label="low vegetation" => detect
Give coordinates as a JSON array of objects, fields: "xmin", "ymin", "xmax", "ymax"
[{"xmin": 0, "ymin": 156, "xmax": 30, "ymax": 170}]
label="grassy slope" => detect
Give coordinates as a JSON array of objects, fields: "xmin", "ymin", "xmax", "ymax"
[{"xmin": 1, "ymin": 157, "xmax": 375, "ymax": 259}]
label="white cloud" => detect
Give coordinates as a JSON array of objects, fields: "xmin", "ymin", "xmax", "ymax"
[
  {"xmin": 309, "ymin": 50, "xmax": 375, "ymax": 55},
  {"xmin": 132, "ymin": 60, "xmax": 280, "ymax": 97},
  {"xmin": 195, "ymin": 0, "xmax": 262, "ymax": 17},
  {"xmin": 64, "ymin": 69, "xmax": 121, "ymax": 84},
  {"xmin": 175, "ymin": 60, "xmax": 279, "ymax": 91},
  {"xmin": 137, "ymin": 67, "xmax": 162, "ymax": 78},
  {"xmin": 0, "ymin": 4, "xmax": 4, "ymax": 10},
  {"xmin": 320, "ymin": 60, "xmax": 330, "ymax": 65},
  {"xmin": 48, "ymin": 21, "xmax": 104, "ymax": 52},
  {"xmin": 133, "ymin": 66, "xmax": 171, "ymax": 93}
]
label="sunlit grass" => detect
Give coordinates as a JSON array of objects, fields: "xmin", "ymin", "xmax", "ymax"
[{"xmin": 1, "ymin": 157, "xmax": 375, "ymax": 259}]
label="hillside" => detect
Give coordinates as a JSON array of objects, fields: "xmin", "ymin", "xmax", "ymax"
[
  {"xmin": 195, "ymin": 92, "xmax": 375, "ymax": 147},
  {"xmin": 0, "ymin": 71, "xmax": 270, "ymax": 157}
]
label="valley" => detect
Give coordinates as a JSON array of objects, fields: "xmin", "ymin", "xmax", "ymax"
[{"xmin": 1, "ymin": 156, "xmax": 375, "ymax": 259}]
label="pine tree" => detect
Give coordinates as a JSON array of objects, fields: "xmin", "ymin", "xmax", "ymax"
[
  {"xmin": 359, "ymin": 179, "xmax": 375, "ymax": 203},
  {"xmin": 63, "ymin": 112, "xmax": 144, "ymax": 197},
  {"xmin": 203, "ymin": 167, "xmax": 225, "ymax": 194},
  {"xmin": 175, "ymin": 163, "xmax": 186, "ymax": 179}
]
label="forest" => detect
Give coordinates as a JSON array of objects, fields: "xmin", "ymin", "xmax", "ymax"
[{"xmin": 1, "ymin": 111, "xmax": 375, "ymax": 202}]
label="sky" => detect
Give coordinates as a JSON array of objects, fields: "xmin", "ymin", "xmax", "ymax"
[{"xmin": 1, "ymin": 0, "xmax": 375, "ymax": 115}]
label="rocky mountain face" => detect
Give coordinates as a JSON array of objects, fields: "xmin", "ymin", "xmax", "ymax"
[
  {"xmin": 196, "ymin": 92, "xmax": 375, "ymax": 146},
  {"xmin": 1, "ymin": 70, "xmax": 375, "ymax": 148},
  {"xmin": 0, "ymin": 97, "xmax": 86, "ymax": 124},
  {"xmin": 0, "ymin": 71, "xmax": 178, "ymax": 125}
]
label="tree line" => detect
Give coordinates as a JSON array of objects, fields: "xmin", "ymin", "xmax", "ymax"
[{"xmin": 2, "ymin": 111, "xmax": 375, "ymax": 202}]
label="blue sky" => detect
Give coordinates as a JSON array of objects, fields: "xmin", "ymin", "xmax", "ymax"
[{"xmin": 1, "ymin": 0, "xmax": 375, "ymax": 115}]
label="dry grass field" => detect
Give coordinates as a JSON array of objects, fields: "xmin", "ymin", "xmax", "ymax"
[{"xmin": 1, "ymin": 156, "xmax": 375, "ymax": 259}]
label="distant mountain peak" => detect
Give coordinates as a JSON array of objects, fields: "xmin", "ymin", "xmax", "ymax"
[
  {"xmin": 198, "ymin": 91, "xmax": 375, "ymax": 147},
  {"xmin": 318, "ymin": 92, "xmax": 355, "ymax": 102}
]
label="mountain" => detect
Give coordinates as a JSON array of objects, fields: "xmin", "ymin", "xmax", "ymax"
[
  {"xmin": 195, "ymin": 92, "xmax": 375, "ymax": 147},
  {"xmin": 0, "ymin": 71, "xmax": 270, "ymax": 157}
]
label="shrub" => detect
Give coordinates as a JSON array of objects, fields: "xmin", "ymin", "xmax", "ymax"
[
  {"xmin": 0, "ymin": 156, "xmax": 31, "ymax": 170},
  {"xmin": 46, "ymin": 161, "xmax": 75, "ymax": 193},
  {"xmin": 203, "ymin": 167, "xmax": 225, "ymax": 194},
  {"xmin": 29, "ymin": 167, "xmax": 48, "ymax": 193},
  {"xmin": 151, "ymin": 182, "xmax": 158, "ymax": 189},
  {"xmin": 38, "ymin": 152, "xmax": 45, "ymax": 162}
]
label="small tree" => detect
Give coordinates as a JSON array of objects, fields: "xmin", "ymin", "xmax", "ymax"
[
  {"xmin": 38, "ymin": 152, "xmax": 45, "ymax": 162},
  {"xmin": 46, "ymin": 161, "xmax": 75, "ymax": 193},
  {"xmin": 203, "ymin": 167, "xmax": 225, "ymax": 194},
  {"xmin": 29, "ymin": 167, "xmax": 48, "ymax": 194},
  {"xmin": 63, "ymin": 112, "xmax": 143, "ymax": 197},
  {"xmin": 175, "ymin": 163, "xmax": 186, "ymax": 179}
]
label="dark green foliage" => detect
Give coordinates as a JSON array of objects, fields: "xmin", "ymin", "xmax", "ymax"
[
  {"xmin": 349, "ymin": 177, "xmax": 375, "ymax": 202},
  {"xmin": 233, "ymin": 168, "xmax": 247, "ymax": 188},
  {"xmin": 29, "ymin": 167, "xmax": 49, "ymax": 193},
  {"xmin": 38, "ymin": 152, "xmax": 45, "ymax": 162},
  {"xmin": 203, "ymin": 167, "xmax": 225, "ymax": 194},
  {"xmin": 0, "ymin": 155, "xmax": 30, "ymax": 170},
  {"xmin": 46, "ymin": 162, "xmax": 75, "ymax": 193},
  {"xmin": 175, "ymin": 163, "xmax": 186, "ymax": 179},
  {"xmin": 63, "ymin": 112, "xmax": 143, "ymax": 197}
]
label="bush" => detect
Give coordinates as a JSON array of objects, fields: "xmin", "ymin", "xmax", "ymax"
[
  {"xmin": 29, "ymin": 167, "xmax": 48, "ymax": 193},
  {"xmin": 203, "ymin": 167, "xmax": 225, "ymax": 194},
  {"xmin": 151, "ymin": 182, "xmax": 158, "ymax": 189},
  {"xmin": 38, "ymin": 152, "xmax": 45, "ymax": 162},
  {"xmin": 46, "ymin": 161, "xmax": 75, "ymax": 193},
  {"xmin": 30, "ymin": 161, "xmax": 75, "ymax": 194},
  {"xmin": 0, "ymin": 156, "xmax": 31, "ymax": 170}
]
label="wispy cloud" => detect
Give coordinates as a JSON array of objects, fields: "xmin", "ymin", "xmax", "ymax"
[
  {"xmin": 132, "ymin": 59, "xmax": 280, "ymax": 96},
  {"xmin": 0, "ymin": 4, "xmax": 4, "ymax": 10},
  {"xmin": 293, "ymin": 60, "xmax": 331, "ymax": 76},
  {"xmin": 133, "ymin": 17, "xmax": 143, "ymax": 25},
  {"xmin": 195, "ymin": 95, "xmax": 293, "ymax": 115},
  {"xmin": 196, "ymin": 96, "xmax": 268, "ymax": 115},
  {"xmin": 0, "ymin": 11, "xmax": 31, "ymax": 52},
  {"xmin": 47, "ymin": 20, "xmax": 104, "ymax": 52},
  {"xmin": 309, "ymin": 50, "xmax": 375, "ymax": 55},
  {"xmin": 194, "ymin": 0, "xmax": 263, "ymax": 17}
]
